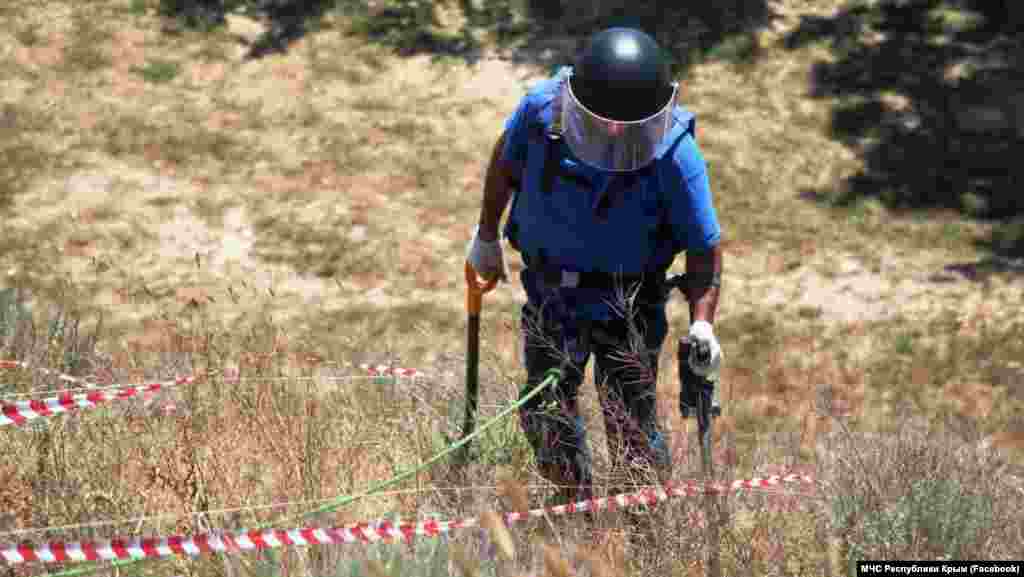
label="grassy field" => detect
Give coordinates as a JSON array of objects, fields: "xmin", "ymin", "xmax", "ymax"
[{"xmin": 1, "ymin": 0, "xmax": 1023, "ymax": 575}]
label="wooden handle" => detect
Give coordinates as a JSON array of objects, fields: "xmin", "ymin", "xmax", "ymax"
[{"xmin": 465, "ymin": 261, "xmax": 498, "ymax": 315}]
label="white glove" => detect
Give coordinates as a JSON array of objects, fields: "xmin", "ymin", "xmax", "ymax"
[
  {"xmin": 466, "ymin": 225, "xmax": 507, "ymax": 282},
  {"xmin": 688, "ymin": 320, "xmax": 722, "ymax": 378}
]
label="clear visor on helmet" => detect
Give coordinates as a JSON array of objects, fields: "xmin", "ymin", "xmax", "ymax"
[{"xmin": 561, "ymin": 70, "xmax": 679, "ymax": 172}]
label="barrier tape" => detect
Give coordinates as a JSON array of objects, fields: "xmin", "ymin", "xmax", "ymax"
[
  {"xmin": 0, "ymin": 473, "xmax": 815, "ymax": 566},
  {"xmin": 1, "ymin": 361, "xmax": 422, "ymax": 427},
  {"xmin": 8, "ymin": 370, "xmax": 561, "ymax": 577},
  {"xmin": 360, "ymin": 364, "xmax": 421, "ymax": 378},
  {"xmin": 0, "ymin": 378, "xmax": 192, "ymax": 427}
]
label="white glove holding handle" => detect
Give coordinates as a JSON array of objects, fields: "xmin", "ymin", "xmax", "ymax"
[
  {"xmin": 466, "ymin": 225, "xmax": 507, "ymax": 282},
  {"xmin": 688, "ymin": 320, "xmax": 722, "ymax": 378}
]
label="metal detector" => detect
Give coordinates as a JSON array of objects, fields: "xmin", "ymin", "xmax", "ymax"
[{"xmin": 667, "ymin": 274, "xmax": 723, "ymax": 577}]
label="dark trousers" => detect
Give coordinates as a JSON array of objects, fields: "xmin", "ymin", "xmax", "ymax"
[{"xmin": 518, "ymin": 301, "xmax": 672, "ymax": 502}]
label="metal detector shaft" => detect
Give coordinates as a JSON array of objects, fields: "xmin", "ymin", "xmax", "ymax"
[
  {"xmin": 673, "ymin": 276, "xmax": 722, "ymax": 577},
  {"xmin": 698, "ymin": 389, "xmax": 714, "ymax": 477},
  {"xmin": 699, "ymin": 375, "xmax": 722, "ymax": 577},
  {"xmin": 679, "ymin": 338, "xmax": 716, "ymax": 475},
  {"xmin": 694, "ymin": 341, "xmax": 715, "ymax": 477}
]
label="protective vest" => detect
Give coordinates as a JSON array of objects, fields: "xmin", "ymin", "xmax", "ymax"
[{"xmin": 503, "ymin": 71, "xmax": 696, "ymax": 276}]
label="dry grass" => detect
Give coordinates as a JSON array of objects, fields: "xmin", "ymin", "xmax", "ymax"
[{"xmin": 1, "ymin": 0, "xmax": 1023, "ymax": 576}]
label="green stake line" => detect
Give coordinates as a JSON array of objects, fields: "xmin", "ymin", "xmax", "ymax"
[
  {"xmin": 271, "ymin": 368, "xmax": 560, "ymax": 526},
  {"xmin": 39, "ymin": 369, "xmax": 561, "ymax": 577}
]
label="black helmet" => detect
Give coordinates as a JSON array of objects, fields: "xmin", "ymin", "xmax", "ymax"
[
  {"xmin": 559, "ymin": 28, "xmax": 678, "ymax": 171},
  {"xmin": 569, "ymin": 27, "xmax": 674, "ymax": 122}
]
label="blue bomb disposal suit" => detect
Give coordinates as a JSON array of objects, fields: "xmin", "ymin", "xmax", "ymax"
[{"xmin": 466, "ymin": 28, "xmax": 724, "ymax": 503}]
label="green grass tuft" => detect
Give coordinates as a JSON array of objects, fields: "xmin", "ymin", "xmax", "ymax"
[{"xmin": 133, "ymin": 59, "xmax": 181, "ymax": 84}]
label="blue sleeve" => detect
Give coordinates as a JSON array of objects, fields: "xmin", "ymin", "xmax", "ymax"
[
  {"xmin": 500, "ymin": 96, "xmax": 532, "ymax": 175},
  {"xmin": 666, "ymin": 134, "xmax": 721, "ymax": 253}
]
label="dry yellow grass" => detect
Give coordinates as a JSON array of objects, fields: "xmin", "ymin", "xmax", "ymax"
[{"xmin": 1, "ymin": 1, "xmax": 1023, "ymax": 575}]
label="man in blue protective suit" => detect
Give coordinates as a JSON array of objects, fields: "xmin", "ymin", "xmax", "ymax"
[{"xmin": 466, "ymin": 27, "xmax": 723, "ymax": 503}]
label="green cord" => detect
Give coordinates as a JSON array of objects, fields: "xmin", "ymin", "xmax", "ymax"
[
  {"xmin": 39, "ymin": 369, "xmax": 561, "ymax": 577},
  {"xmin": 269, "ymin": 368, "xmax": 560, "ymax": 525}
]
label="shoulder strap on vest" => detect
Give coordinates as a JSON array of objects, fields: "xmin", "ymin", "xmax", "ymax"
[{"xmin": 541, "ymin": 70, "xmax": 567, "ymax": 195}]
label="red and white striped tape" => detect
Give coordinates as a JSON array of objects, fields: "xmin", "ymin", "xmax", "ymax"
[
  {"xmin": 0, "ymin": 474, "xmax": 815, "ymax": 565},
  {"xmin": 1, "ymin": 360, "xmax": 423, "ymax": 427},
  {"xmin": 0, "ymin": 377, "xmax": 194, "ymax": 428},
  {"xmin": 360, "ymin": 364, "xmax": 422, "ymax": 378},
  {"xmin": 2, "ymin": 360, "xmax": 422, "ymax": 393}
]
